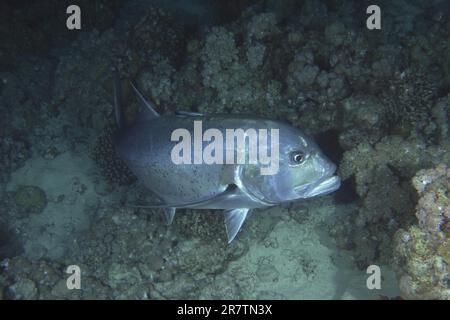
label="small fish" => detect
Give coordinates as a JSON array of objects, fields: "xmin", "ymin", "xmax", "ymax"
[{"xmin": 113, "ymin": 76, "xmax": 340, "ymax": 243}]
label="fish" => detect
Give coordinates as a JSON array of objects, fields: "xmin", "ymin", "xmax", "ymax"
[{"xmin": 113, "ymin": 76, "xmax": 341, "ymax": 243}]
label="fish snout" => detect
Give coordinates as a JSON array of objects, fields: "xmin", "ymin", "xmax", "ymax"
[
  {"xmin": 313, "ymin": 153, "xmax": 337, "ymax": 178},
  {"xmin": 299, "ymin": 153, "xmax": 340, "ymax": 198}
]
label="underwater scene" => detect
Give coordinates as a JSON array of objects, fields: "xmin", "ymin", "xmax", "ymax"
[{"xmin": 0, "ymin": 0, "xmax": 449, "ymax": 300}]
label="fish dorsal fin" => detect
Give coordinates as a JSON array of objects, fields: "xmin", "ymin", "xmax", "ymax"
[
  {"xmin": 130, "ymin": 82, "xmax": 159, "ymax": 119},
  {"xmin": 224, "ymin": 208, "xmax": 249, "ymax": 243}
]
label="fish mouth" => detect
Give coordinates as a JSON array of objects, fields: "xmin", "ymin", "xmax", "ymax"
[
  {"xmin": 301, "ymin": 175, "xmax": 341, "ymax": 198},
  {"xmin": 298, "ymin": 155, "xmax": 341, "ymax": 198}
]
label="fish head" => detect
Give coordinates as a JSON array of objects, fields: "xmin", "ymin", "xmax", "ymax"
[{"xmin": 241, "ymin": 123, "xmax": 340, "ymax": 204}]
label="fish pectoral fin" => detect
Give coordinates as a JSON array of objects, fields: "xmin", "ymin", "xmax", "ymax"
[
  {"xmin": 130, "ymin": 81, "xmax": 159, "ymax": 119},
  {"xmin": 224, "ymin": 208, "xmax": 249, "ymax": 243},
  {"xmin": 164, "ymin": 208, "xmax": 176, "ymax": 225}
]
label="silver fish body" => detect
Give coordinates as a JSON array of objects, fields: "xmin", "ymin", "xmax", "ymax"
[{"xmin": 114, "ymin": 82, "xmax": 341, "ymax": 242}]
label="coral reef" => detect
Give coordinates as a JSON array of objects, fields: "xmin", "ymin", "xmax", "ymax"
[
  {"xmin": 333, "ymin": 136, "xmax": 450, "ymax": 265},
  {"xmin": 128, "ymin": 7, "xmax": 189, "ymax": 69},
  {"xmin": 394, "ymin": 165, "xmax": 449, "ymax": 299},
  {"xmin": 381, "ymin": 68, "xmax": 438, "ymax": 134},
  {"xmin": 1, "ymin": 0, "xmax": 450, "ymax": 300},
  {"xmin": 338, "ymin": 94, "xmax": 386, "ymax": 150}
]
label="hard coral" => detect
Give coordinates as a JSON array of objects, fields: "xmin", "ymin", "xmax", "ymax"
[
  {"xmin": 381, "ymin": 69, "xmax": 437, "ymax": 133},
  {"xmin": 129, "ymin": 7, "xmax": 188, "ymax": 69},
  {"xmin": 412, "ymin": 165, "xmax": 450, "ymax": 237},
  {"xmin": 335, "ymin": 136, "xmax": 450, "ymax": 265},
  {"xmin": 394, "ymin": 164, "xmax": 449, "ymax": 299}
]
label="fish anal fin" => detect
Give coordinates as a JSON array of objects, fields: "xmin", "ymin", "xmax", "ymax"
[
  {"xmin": 164, "ymin": 208, "xmax": 176, "ymax": 225},
  {"xmin": 224, "ymin": 208, "xmax": 249, "ymax": 243}
]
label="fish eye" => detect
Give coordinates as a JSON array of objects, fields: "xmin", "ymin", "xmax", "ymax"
[{"xmin": 290, "ymin": 151, "xmax": 306, "ymax": 165}]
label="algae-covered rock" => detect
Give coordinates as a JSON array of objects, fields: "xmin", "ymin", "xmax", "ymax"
[
  {"xmin": 14, "ymin": 185, "xmax": 47, "ymax": 214},
  {"xmin": 5, "ymin": 278, "xmax": 38, "ymax": 300},
  {"xmin": 50, "ymin": 279, "xmax": 81, "ymax": 300},
  {"xmin": 107, "ymin": 263, "xmax": 142, "ymax": 289}
]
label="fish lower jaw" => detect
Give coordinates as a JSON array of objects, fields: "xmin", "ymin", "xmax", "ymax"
[{"xmin": 302, "ymin": 176, "xmax": 341, "ymax": 198}]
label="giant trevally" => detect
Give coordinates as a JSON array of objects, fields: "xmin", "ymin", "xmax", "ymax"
[{"xmin": 113, "ymin": 76, "xmax": 340, "ymax": 243}]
